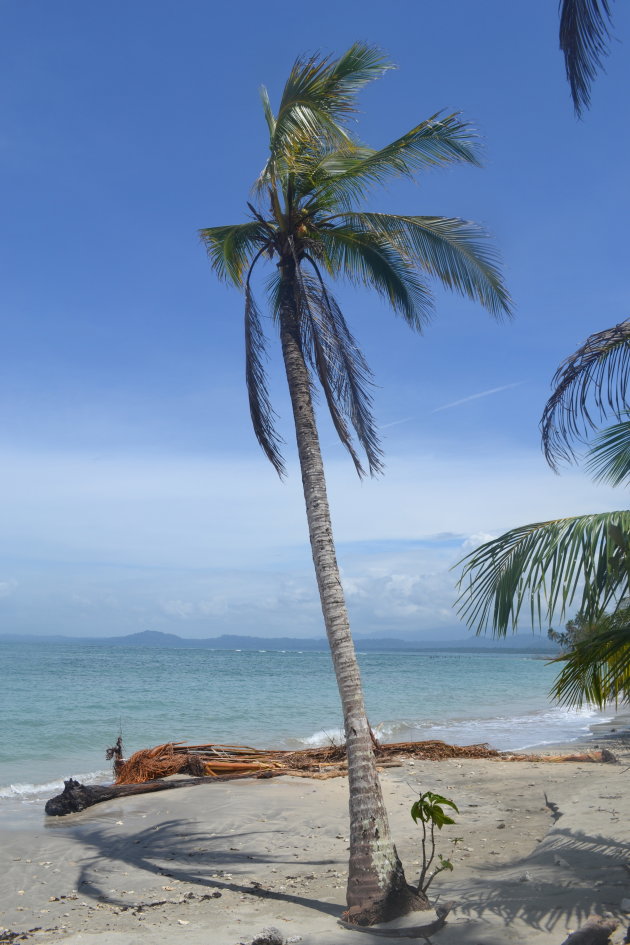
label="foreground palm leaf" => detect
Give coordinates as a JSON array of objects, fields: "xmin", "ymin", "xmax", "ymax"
[
  {"xmin": 559, "ymin": 0, "xmax": 614, "ymax": 117},
  {"xmin": 552, "ymin": 606, "xmax": 630, "ymax": 705},
  {"xmin": 456, "ymin": 504, "xmax": 630, "ymax": 708},
  {"xmin": 587, "ymin": 417, "xmax": 630, "ymax": 487},
  {"xmin": 456, "ymin": 511, "xmax": 630, "ymax": 635},
  {"xmin": 541, "ymin": 319, "xmax": 630, "ymax": 470},
  {"xmin": 202, "ymin": 43, "xmax": 510, "ymax": 922},
  {"xmin": 459, "ymin": 322, "xmax": 630, "ymax": 708}
]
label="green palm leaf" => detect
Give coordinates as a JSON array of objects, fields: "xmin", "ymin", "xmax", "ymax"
[
  {"xmin": 200, "ymin": 221, "xmax": 270, "ymax": 286},
  {"xmin": 551, "ymin": 608, "xmax": 630, "ymax": 706},
  {"xmin": 541, "ymin": 319, "xmax": 630, "ymax": 470},
  {"xmin": 342, "ymin": 213, "xmax": 512, "ymax": 318},
  {"xmin": 586, "ymin": 417, "xmax": 630, "ymax": 486},
  {"xmin": 319, "ymin": 225, "xmax": 433, "ymax": 330},
  {"xmin": 456, "ymin": 510, "xmax": 630, "ymax": 635},
  {"xmin": 307, "ymin": 112, "xmax": 481, "ymax": 208},
  {"xmin": 256, "ymin": 43, "xmax": 391, "ymax": 190}
]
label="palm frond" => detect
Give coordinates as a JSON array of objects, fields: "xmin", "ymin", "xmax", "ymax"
[
  {"xmin": 551, "ymin": 608, "xmax": 630, "ymax": 706},
  {"xmin": 302, "ymin": 259, "xmax": 383, "ymax": 476},
  {"xmin": 245, "ymin": 281, "xmax": 285, "ymax": 476},
  {"xmin": 586, "ymin": 417, "xmax": 630, "ymax": 487},
  {"xmin": 255, "ymin": 43, "xmax": 390, "ymax": 191},
  {"xmin": 455, "ymin": 510, "xmax": 630, "ymax": 635},
  {"xmin": 200, "ymin": 222, "xmax": 270, "ymax": 286},
  {"xmin": 317, "ymin": 42, "xmax": 392, "ymax": 114},
  {"xmin": 319, "ymin": 225, "xmax": 433, "ymax": 330},
  {"xmin": 310, "ymin": 112, "xmax": 481, "ymax": 207},
  {"xmin": 559, "ymin": 0, "xmax": 614, "ymax": 117},
  {"xmin": 343, "ymin": 213, "xmax": 512, "ymax": 318},
  {"xmin": 259, "ymin": 85, "xmax": 276, "ymax": 139},
  {"xmin": 293, "ymin": 269, "xmax": 365, "ymax": 477},
  {"xmin": 541, "ymin": 320, "xmax": 630, "ymax": 470}
]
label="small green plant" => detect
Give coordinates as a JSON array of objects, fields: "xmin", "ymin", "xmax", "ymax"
[{"xmin": 411, "ymin": 791, "xmax": 459, "ymax": 894}]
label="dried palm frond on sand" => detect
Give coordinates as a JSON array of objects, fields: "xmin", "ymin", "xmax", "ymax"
[{"xmin": 113, "ymin": 739, "xmax": 612, "ymax": 785}]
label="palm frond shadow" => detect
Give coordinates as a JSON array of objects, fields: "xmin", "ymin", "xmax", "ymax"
[
  {"xmin": 69, "ymin": 818, "xmax": 343, "ymax": 918},
  {"xmin": 450, "ymin": 825, "xmax": 630, "ymax": 933}
]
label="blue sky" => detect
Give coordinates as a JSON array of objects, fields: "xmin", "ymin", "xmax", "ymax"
[{"xmin": 1, "ymin": 1, "xmax": 629, "ymax": 638}]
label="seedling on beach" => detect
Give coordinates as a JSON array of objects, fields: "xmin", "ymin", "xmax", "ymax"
[{"xmin": 411, "ymin": 791, "xmax": 459, "ymax": 894}]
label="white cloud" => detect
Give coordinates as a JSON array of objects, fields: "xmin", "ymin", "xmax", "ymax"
[{"xmin": 0, "ymin": 441, "xmax": 622, "ymax": 637}]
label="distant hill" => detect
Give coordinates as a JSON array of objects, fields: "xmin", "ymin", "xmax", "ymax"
[{"xmin": 0, "ymin": 628, "xmax": 559, "ymax": 653}]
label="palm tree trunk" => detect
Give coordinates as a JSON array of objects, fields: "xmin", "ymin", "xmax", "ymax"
[{"xmin": 278, "ymin": 298, "xmax": 428, "ymax": 923}]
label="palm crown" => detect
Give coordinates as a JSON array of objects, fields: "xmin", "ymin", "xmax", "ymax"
[{"xmin": 201, "ymin": 43, "xmax": 511, "ymax": 479}]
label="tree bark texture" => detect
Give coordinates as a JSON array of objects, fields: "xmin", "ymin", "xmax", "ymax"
[{"xmin": 278, "ymin": 291, "xmax": 427, "ymax": 921}]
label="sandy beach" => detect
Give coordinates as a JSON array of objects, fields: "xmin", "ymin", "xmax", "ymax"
[{"xmin": 2, "ymin": 720, "xmax": 629, "ymax": 945}]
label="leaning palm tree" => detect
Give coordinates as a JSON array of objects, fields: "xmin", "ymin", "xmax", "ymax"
[
  {"xmin": 201, "ymin": 43, "xmax": 511, "ymax": 923},
  {"xmin": 457, "ymin": 320, "xmax": 630, "ymax": 708}
]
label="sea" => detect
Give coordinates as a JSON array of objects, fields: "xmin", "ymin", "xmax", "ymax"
[{"xmin": 0, "ymin": 641, "xmax": 612, "ymax": 823}]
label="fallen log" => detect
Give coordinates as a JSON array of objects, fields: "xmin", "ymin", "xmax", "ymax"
[{"xmin": 45, "ymin": 771, "xmax": 271, "ymax": 817}]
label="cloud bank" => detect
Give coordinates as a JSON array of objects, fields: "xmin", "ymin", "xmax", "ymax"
[{"xmin": 0, "ymin": 442, "xmax": 620, "ymax": 638}]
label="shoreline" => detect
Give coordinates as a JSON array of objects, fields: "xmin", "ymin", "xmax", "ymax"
[
  {"xmin": 1, "ymin": 707, "xmax": 626, "ymax": 829},
  {"xmin": 1, "ymin": 714, "xmax": 629, "ymax": 943},
  {"xmin": 513, "ymin": 708, "xmax": 630, "ymax": 755}
]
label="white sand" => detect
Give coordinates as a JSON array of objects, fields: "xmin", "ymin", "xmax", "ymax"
[{"xmin": 2, "ymin": 735, "xmax": 629, "ymax": 945}]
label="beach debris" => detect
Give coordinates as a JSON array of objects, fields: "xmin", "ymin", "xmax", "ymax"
[
  {"xmin": 505, "ymin": 750, "xmax": 611, "ymax": 764},
  {"xmin": 43, "ymin": 736, "xmax": 615, "ymax": 816},
  {"xmin": 111, "ymin": 738, "xmax": 612, "ymax": 786},
  {"xmin": 250, "ymin": 927, "xmax": 285, "ymax": 945},
  {"xmin": 44, "ymin": 774, "xmax": 245, "ymax": 816},
  {"xmin": 601, "ymin": 748, "xmax": 619, "ymax": 763},
  {"xmin": 560, "ymin": 916, "xmax": 618, "ymax": 944},
  {"xmin": 110, "ymin": 739, "xmax": 508, "ymax": 785}
]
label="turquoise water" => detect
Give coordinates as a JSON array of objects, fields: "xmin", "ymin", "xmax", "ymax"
[{"xmin": 0, "ymin": 642, "xmax": 608, "ymax": 812}]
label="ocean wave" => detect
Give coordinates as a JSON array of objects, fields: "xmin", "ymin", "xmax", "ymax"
[
  {"xmin": 291, "ymin": 705, "xmax": 614, "ymax": 754},
  {"xmin": 293, "ymin": 727, "xmax": 345, "ymax": 748},
  {"xmin": 0, "ymin": 769, "xmax": 109, "ymax": 801},
  {"xmin": 372, "ymin": 705, "xmax": 613, "ymax": 751}
]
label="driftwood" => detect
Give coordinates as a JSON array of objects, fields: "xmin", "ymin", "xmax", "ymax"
[
  {"xmin": 44, "ymin": 771, "xmax": 264, "ymax": 816},
  {"xmin": 560, "ymin": 917, "xmax": 618, "ymax": 944}
]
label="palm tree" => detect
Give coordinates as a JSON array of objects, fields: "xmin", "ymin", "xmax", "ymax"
[
  {"xmin": 201, "ymin": 43, "xmax": 511, "ymax": 923},
  {"xmin": 559, "ymin": 0, "xmax": 615, "ymax": 117},
  {"xmin": 456, "ymin": 320, "xmax": 630, "ymax": 708}
]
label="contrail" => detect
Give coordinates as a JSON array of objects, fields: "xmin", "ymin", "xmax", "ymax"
[
  {"xmin": 381, "ymin": 417, "xmax": 414, "ymax": 430},
  {"xmin": 432, "ymin": 382, "xmax": 522, "ymax": 413}
]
